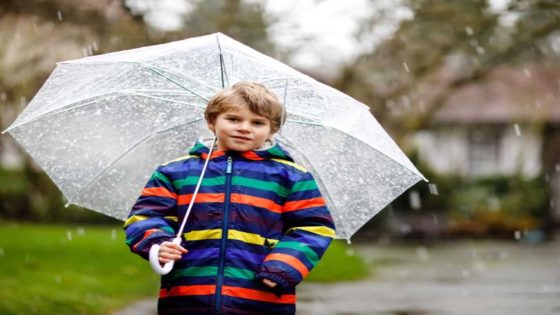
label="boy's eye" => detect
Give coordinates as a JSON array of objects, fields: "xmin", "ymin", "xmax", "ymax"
[{"xmin": 226, "ymin": 117, "xmax": 239, "ymax": 122}]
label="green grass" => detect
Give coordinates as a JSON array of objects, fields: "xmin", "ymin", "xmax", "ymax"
[
  {"xmin": 0, "ymin": 223, "xmax": 159, "ymax": 315},
  {"xmin": 306, "ymin": 240, "xmax": 369, "ymax": 282},
  {"xmin": 0, "ymin": 223, "xmax": 367, "ymax": 314}
]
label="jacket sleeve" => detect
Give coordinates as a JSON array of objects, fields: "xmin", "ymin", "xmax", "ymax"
[
  {"xmin": 256, "ymin": 171, "xmax": 336, "ymax": 290},
  {"xmin": 123, "ymin": 166, "xmax": 178, "ymax": 260}
]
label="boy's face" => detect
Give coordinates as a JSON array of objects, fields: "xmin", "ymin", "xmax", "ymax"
[{"xmin": 207, "ymin": 104, "xmax": 273, "ymax": 152}]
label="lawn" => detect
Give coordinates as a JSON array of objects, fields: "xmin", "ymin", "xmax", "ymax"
[{"xmin": 0, "ymin": 223, "xmax": 367, "ymax": 314}]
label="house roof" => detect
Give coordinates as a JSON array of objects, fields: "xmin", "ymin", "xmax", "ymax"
[{"xmin": 432, "ymin": 63, "xmax": 560, "ymax": 124}]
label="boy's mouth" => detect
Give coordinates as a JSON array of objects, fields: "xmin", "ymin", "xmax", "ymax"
[{"xmin": 232, "ymin": 136, "xmax": 251, "ymax": 141}]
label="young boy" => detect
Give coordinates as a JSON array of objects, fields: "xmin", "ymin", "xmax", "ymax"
[{"xmin": 124, "ymin": 81, "xmax": 335, "ymax": 315}]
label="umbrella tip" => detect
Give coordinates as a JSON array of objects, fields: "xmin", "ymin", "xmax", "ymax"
[{"xmin": 64, "ymin": 202, "xmax": 71, "ymax": 208}]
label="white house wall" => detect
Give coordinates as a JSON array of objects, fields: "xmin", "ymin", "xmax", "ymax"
[{"xmin": 413, "ymin": 126, "xmax": 542, "ymax": 178}]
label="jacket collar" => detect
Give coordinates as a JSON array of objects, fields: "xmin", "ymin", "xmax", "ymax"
[{"xmin": 188, "ymin": 137, "xmax": 294, "ymax": 162}]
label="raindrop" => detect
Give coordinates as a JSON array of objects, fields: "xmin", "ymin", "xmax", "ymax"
[
  {"xmin": 57, "ymin": 10, "xmax": 63, "ymax": 21},
  {"xmin": 67, "ymin": 230, "xmax": 73, "ymax": 241},
  {"xmin": 346, "ymin": 248, "xmax": 355, "ymax": 256},
  {"xmin": 554, "ymin": 163, "xmax": 560, "ymax": 173},
  {"xmin": 523, "ymin": 68, "xmax": 532, "ymax": 78},
  {"xmin": 19, "ymin": 96, "xmax": 27, "ymax": 110},
  {"xmin": 92, "ymin": 41, "xmax": 98, "ymax": 51},
  {"xmin": 82, "ymin": 48, "xmax": 89, "ymax": 57},
  {"xmin": 476, "ymin": 46, "xmax": 485, "ymax": 55},
  {"xmin": 416, "ymin": 247, "xmax": 429, "ymax": 262},
  {"xmin": 428, "ymin": 183, "xmax": 439, "ymax": 195},
  {"xmin": 402, "ymin": 62, "xmax": 410, "ymax": 73},
  {"xmin": 465, "ymin": 26, "xmax": 474, "ymax": 36},
  {"xmin": 514, "ymin": 124, "xmax": 521, "ymax": 136},
  {"xmin": 111, "ymin": 229, "xmax": 117, "ymax": 240},
  {"xmin": 409, "ymin": 190, "xmax": 421, "ymax": 209},
  {"xmin": 88, "ymin": 45, "xmax": 94, "ymax": 56},
  {"xmin": 514, "ymin": 230, "xmax": 522, "ymax": 240},
  {"xmin": 77, "ymin": 227, "xmax": 85, "ymax": 236},
  {"xmin": 0, "ymin": 248, "xmax": 4, "ymax": 257}
]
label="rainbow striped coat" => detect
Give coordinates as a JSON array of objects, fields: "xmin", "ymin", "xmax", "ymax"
[{"xmin": 124, "ymin": 140, "xmax": 335, "ymax": 314}]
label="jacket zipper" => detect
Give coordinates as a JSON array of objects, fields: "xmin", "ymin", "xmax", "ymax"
[{"xmin": 215, "ymin": 156, "xmax": 233, "ymax": 313}]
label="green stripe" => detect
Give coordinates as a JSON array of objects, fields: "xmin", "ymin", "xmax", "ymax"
[
  {"xmin": 165, "ymin": 266, "xmax": 255, "ymax": 281},
  {"xmin": 224, "ymin": 267, "xmax": 256, "ymax": 280},
  {"xmin": 291, "ymin": 180, "xmax": 318, "ymax": 192},
  {"xmin": 173, "ymin": 176, "xmax": 225, "ymax": 190},
  {"xmin": 232, "ymin": 176, "xmax": 289, "ymax": 197},
  {"xmin": 173, "ymin": 175, "xmax": 289, "ymax": 197},
  {"xmin": 151, "ymin": 171, "xmax": 171, "ymax": 185},
  {"xmin": 165, "ymin": 266, "xmax": 218, "ymax": 281},
  {"xmin": 275, "ymin": 242, "xmax": 320, "ymax": 265}
]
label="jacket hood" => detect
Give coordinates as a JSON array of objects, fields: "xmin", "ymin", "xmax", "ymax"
[{"xmin": 188, "ymin": 137, "xmax": 294, "ymax": 162}]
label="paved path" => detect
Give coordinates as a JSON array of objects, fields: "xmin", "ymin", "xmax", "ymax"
[{"xmin": 113, "ymin": 240, "xmax": 560, "ymax": 315}]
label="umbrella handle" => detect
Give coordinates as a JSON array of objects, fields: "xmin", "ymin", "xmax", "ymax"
[{"xmin": 148, "ymin": 237, "xmax": 182, "ymax": 275}]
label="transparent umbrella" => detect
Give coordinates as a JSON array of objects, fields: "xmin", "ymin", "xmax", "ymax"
[{"xmin": 3, "ymin": 32, "xmax": 426, "ymax": 241}]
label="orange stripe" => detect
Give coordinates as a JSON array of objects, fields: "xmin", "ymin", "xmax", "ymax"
[
  {"xmin": 160, "ymin": 285, "xmax": 216, "ymax": 298},
  {"xmin": 231, "ymin": 193, "xmax": 282, "ymax": 213},
  {"xmin": 222, "ymin": 285, "xmax": 296, "ymax": 304},
  {"xmin": 265, "ymin": 253, "xmax": 309, "ymax": 277},
  {"xmin": 178, "ymin": 193, "xmax": 225, "ymax": 205},
  {"xmin": 201, "ymin": 151, "xmax": 226, "ymax": 160},
  {"xmin": 141, "ymin": 187, "xmax": 177, "ymax": 199},
  {"xmin": 283, "ymin": 197, "xmax": 326, "ymax": 212}
]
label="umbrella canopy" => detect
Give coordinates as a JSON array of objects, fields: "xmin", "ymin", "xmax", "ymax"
[{"xmin": 4, "ymin": 32, "xmax": 425, "ymax": 240}]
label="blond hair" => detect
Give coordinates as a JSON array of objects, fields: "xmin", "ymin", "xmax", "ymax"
[{"xmin": 204, "ymin": 81, "xmax": 285, "ymax": 133}]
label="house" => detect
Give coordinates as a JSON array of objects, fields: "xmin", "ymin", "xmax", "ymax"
[{"xmin": 411, "ymin": 62, "xmax": 560, "ymax": 227}]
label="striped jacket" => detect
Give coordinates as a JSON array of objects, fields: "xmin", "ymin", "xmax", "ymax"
[{"xmin": 124, "ymin": 140, "xmax": 335, "ymax": 315}]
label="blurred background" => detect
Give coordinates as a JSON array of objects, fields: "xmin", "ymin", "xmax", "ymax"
[
  {"xmin": 2, "ymin": 0, "xmax": 559, "ymax": 241},
  {"xmin": 0, "ymin": 0, "xmax": 559, "ymax": 314}
]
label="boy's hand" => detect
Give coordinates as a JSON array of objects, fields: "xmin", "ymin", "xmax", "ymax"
[
  {"xmin": 158, "ymin": 241, "xmax": 188, "ymax": 264},
  {"xmin": 261, "ymin": 278, "xmax": 277, "ymax": 288}
]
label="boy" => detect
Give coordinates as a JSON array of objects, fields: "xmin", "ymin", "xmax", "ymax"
[{"xmin": 124, "ymin": 81, "xmax": 335, "ymax": 315}]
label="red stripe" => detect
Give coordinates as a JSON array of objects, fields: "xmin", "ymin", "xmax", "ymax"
[
  {"xmin": 141, "ymin": 187, "xmax": 177, "ymax": 199},
  {"xmin": 264, "ymin": 253, "xmax": 309, "ymax": 277},
  {"xmin": 132, "ymin": 228, "xmax": 158, "ymax": 252},
  {"xmin": 231, "ymin": 193, "xmax": 282, "ymax": 213},
  {"xmin": 283, "ymin": 197, "xmax": 326, "ymax": 212},
  {"xmin": 241, "ymin": 151, "xmax": 264, "ymax": 160},
  {"xmin": 178, "ymin": 193, "xmax": 225, "ymax": 205},
  {"xmin": 160, "ymin": 285, "xmax": 216, "ymax": 298},
  {"xmin": 222, "ymin": 285, "xmax": 296, "ymax": 304}
]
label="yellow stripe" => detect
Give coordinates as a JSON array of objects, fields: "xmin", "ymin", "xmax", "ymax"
[
  {"xmin": 182, "ymin": 229, "xmax": 279, "ymax": 246},
  {"xmin": 286, "ymin": 226, "xmax": 335, "ymax": 238},
  {"xmin": 184, "ymin": 229, "xmax": 222, "ymax": 241},
  {"xmin": 165, "ymin": 216, "xmax": 178, "ymax": 222},
  {"xmin": 123, "ymin": 215, "xmax": 148, "ymax": 227},
  {"xmin": 228, "ymin": 230, "xmax": 279, "ymax": 246},
  {"xmin": 162, "ymin": 155, "xmax": 196, "ymax": 166},
  {"xmin": 271, "ymin": 158, "xmax": 307, "ymax": 172}
]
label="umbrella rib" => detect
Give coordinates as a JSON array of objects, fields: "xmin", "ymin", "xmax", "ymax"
[
  {"xmin": 140, "ymin": 63, "xmax": 211, "ymax": 102},
  {"xmin": 275, "ymin": 137, "xmax": 352, "ymax": 241},
  {"xmin": 65, "ymin": 117, "xmax": 204, "ymax": 207},
  {"xmin": 216, "ymin": 34, "xmax": 228, "ymax": 88},
  {"xmin": 4, "ymin": 90, "xmax": 204, "ymax": 133}
]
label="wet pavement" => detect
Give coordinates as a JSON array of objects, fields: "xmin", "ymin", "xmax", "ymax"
[
  {"xmin": 113, "ymin": 239, "xmax": 560, "ymax": 315},
  {"xmin": 297, "ymin": 239, "xmax": 560, "ymax": 315}
]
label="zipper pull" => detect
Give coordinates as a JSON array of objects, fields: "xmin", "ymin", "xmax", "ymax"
[{"xmin": 226, "ymin": 156, "xmax": 233, "ymax": 174}]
